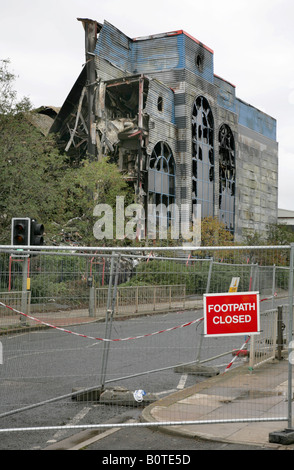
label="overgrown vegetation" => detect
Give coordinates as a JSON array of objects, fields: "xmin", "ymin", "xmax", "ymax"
[{"xmin": 0, "ymin": 59, "xmax": 132, "ymax": 246}]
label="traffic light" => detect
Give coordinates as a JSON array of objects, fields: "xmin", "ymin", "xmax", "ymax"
[
  {"xmin": 30, "ymin": 219, "xmax": 44, "ymax": 246},
  {"xmin": 11, "ymin": 218, "xmax": 31, "ymax": 246}
]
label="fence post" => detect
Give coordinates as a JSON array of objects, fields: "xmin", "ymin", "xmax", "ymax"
[
  {"xmin": 248, "ymin": 263, "xmax": 258, "ymax": 369},
  {"xmin": 249, "ymin": 263, "xmax": 258, "ymax": 291},
  {"xmin": 272, "ymin": 265, "xmax": 276, "ymax": 310},
  {"xmin": 100, "ymin": 254, "xmax": 120, "ymax": 391},
  {"xmin": 21, "ymin": 256, "xmax": 29, "ymax": 326},
  {"xmin": 277, "ymin": 306, "xmax": 284, "ymax": 361},
  {"xmin": 196, "ymin": 259, "xmax": 213, "ymax": 363},
  {"xmin": 287, "ymin": 244, "xmax": 294, "ymax": 429},
  {"xmin": 205, "ymin": 258, "xmax": 213, "ymax": 294},
  {"xmin": 88, "ymin": 276, "xmax": 95, "ymax": 318}
]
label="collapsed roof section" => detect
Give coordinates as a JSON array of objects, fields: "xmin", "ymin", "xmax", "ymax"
[{"xmin": 49, "ymin": 18, "xmax": 179, "ymax": 204}]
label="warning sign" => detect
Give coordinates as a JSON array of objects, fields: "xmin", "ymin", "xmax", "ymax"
[
  {"xmin": 204, "ymin": 292, "xmax": 260, "ymax": 337},
  {"xmin": 229, "ymin": 277, "xmax": 240, "ymax": 292}
]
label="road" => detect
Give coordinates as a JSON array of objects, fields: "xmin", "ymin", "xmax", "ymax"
[{"xmin": 0, "ymin": 304, "xmax": 278, "ymax": 450}]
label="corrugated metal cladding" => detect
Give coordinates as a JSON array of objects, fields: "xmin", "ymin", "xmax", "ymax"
[
  {"xmin": 184, "ymin": 35, "xmax": 214, "ymax": 83},
  {"xmin": 95, "ymin": 21, "xmax": 132, "ymax": 72},
  {"xmin": 147, "ymin": 117, "xmax": 177, "ymax": 158},
  {"xmin": 132, "ymin": 35, "xmax": 182, "ymax": 73},
  {"xmin": 236, "ymin": 99, "xmax": 276, "ymax": 141},
  {"xmin": 94, "ymin": 56, "xmax": 132, "ymax": 82},
  {"xmin": 94, "ymin": 20, "xmax": 276, "ymax": 144},
  {"xmin": 144, "ymin": 79, "xmax": 175, "ymax": 124},
  {"xmin": 214, "ymin": 75, "xmax": 236, "ymax": 114},
  {"xmin": 145, "ymin": 80, "xmax": 177, "ymax": 162},
  {"xmin": 80, "ymin": 19, "xmax": 278, "ymax": 239},
  {"xmin": 95, "ymin": 21, "xmax": 214, "ymax": 80}
]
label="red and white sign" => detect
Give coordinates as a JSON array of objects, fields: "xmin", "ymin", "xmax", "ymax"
[{"xmin": 204, "ymin": 292, "xmax": 260, "ymax": 337}]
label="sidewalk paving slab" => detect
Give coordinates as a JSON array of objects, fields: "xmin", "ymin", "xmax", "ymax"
[{"xmin": 142, "ymin": 359, "xmax": 294, "ymax": 450}]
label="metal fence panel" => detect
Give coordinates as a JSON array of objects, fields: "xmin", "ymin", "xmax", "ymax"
[{"xmin": 0, "ymin": 244, "xmax": 292, "ymax": 444}]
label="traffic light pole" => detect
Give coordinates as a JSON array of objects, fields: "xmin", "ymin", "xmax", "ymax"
[{"xmin": 10, "ymin": 217, "xmax": 43, "ymax": 326}]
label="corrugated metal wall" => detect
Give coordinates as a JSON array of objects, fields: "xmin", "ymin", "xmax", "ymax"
[
  {"xmin": 236, "ymin": 99, "xmax": 277, "ymax": 141},
  {"xmin": 132, "ymin": 35, "xmax": 182, "ymax": 73},
  {"xmin": 95, "ymin": 21, "xmax": 132, "ymax": 73},
  {"xmin": 91, "ymin": 20, "xmax": 278, "ymax": 239}
]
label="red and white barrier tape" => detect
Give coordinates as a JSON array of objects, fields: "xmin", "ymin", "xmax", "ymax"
[
  {"xmin": 261, "ymin": 293, "xmax": 277, "ymax": 302},
  {"xmin": 0, "ymin": 301, "xmax": 203, "ymax": 342},
  {"xmin": 223, "ymin": 335, "xmax": 251, "ymax": 373}
]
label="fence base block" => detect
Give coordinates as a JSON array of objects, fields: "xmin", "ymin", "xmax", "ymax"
[
  {"xmin": 99, "ymin": 386, "xmax": 157, "ymax": 407},
  {"xmin": 71, "ymin": 385, "xmax": 157, "ymax": 405},
  {"xmin": 72, "ymin": 387, "xmax": 102, "ymax": 402},
  {"xmin": 174, "ymin": 363, "xmax": 220, "ymax": 376},
  {"xmin": 269, "ymin": 428, "xmax": 294, "ymax": 445}
]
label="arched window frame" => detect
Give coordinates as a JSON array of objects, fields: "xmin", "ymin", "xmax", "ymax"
[
  {"xmin": 218, "ymin": 123, "xmax": 236, "ymax": 234},
  {"xmin": 191, "ymin": 95, "xmax": 214, "ymax": 218},
  {"xmin": 148, "ymin": 141, "xmax": 176, "ymax": 229}
]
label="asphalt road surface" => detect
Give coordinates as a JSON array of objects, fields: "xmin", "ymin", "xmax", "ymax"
[{"xmin": 0, "ymin": 305, "xmax": 278, "ymax": 450}]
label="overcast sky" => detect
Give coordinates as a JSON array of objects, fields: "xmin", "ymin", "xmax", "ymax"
[{"xmin": 1, "ymin": 0, "xmax": 293, "ymax": 211}]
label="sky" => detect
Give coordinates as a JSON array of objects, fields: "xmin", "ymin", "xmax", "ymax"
[{"xmin": 1, "ymin": 0, "xmax": 294, "ymax": 211}]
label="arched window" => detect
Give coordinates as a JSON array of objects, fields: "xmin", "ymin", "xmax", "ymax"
[
  {"xmin": 148, "ymin": 141, "xmax": 176, "ymax": 229},
  {"xmin": 191, "ymin": 96, "xmax": 214, "ymax": 217},
  {"xmin": 219, "ymin": 124, "xmax": 235, "ymax": 234}
]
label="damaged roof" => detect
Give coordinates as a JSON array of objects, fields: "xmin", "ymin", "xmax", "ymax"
[{"xmin": 24, "ymin": 106, "xmax": 60, "ymax": 136}]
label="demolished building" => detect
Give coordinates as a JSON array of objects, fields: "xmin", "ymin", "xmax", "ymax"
[{"xmin": 50, "ymin": 18, "xmax": 278, "ymax": 241}]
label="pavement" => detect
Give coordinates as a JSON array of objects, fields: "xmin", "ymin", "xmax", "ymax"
[
  {"xmin": 142, "ymin": 357, "xmax": 294, "ymax": 450},
  {"xmin": 0, "ymin": 298, "xmax": 201, "ymax": 331},
  {"xmin": 1, "ymin": 303, "xmax": 294, "ymax": 450}
]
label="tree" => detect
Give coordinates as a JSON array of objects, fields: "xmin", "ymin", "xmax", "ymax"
[
  {"xmin": 0, "ymin": 112, "xmax": 70, "ymax": 243},
  {"xmin": 0, "ymin": 59, "xmax": 134, "ymax": 246},
  {"xmin": 200, "ymin": 216, "xmax": 234, "ymax": 246},
  {"xmin": 58, "ymin": 158, "xmax": 133, "ymax": 245},
  {"xmin": 0, "ymin": 59, "xmax": 31, "ymax": 114},
  {"xmin": 0, "ymin": 60, "xmax": 68, "ymax": 242},
  {"xmin": 266, "ymin": 223, "xmax": 294, "ymax": 246}
]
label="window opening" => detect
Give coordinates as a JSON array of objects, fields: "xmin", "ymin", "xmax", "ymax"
[
  {"xmin": 191, "ymin": 96, "xmax": 214, "ymax": 217},
  {"xmin": 219, "ymin": 124, "xmax": 235, "ymax": 234},
  {"xmin": 195, "ymin": 54, "xmax": 203, "ymax": 72},
  {"xmin": 148, "ymin": 141, "xmax": 176, "ymax": 234},
  {"xmin": 157, "ymin": 96, "xmax": 163, "ymax": 112}
]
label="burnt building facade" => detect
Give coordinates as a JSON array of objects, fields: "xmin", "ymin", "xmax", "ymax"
[{"xmin": 50, "ymin": 19, "xmax": 278, "ymax": 241}]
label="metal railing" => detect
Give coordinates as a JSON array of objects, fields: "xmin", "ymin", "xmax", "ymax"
[
  {"xmin": 95, "ymin": 284, "xmax": 186, "ymax": 316},
  {"xmin": 249, "ymin": 309, "xmax": 278, "ymax": 368}
]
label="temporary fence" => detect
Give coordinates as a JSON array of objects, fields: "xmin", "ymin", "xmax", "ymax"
[{"xmin": 0, "ymin": 244, "xmax": 293, "ymax": 446}]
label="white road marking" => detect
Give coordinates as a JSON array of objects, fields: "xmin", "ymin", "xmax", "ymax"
[
  {"xmin": 46, "ymin": 406, "xmax": 92, "ymax": 443},
  {"xmin": 68, "ymin": 419, "xmax": 136, "ymax": 450},
  {"xmin": 177, "ymin": 374, "xmax": 188, "ymax": 389}
]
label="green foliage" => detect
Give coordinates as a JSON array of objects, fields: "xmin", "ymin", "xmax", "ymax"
[
  {"xmin": 57, "ymin": 158, "xmax": 133, "ymax": 245},
  {"xmin": 29, "ymin": 254, "xmax": 90, "ymax": 304},
  {"xmin": 266, "ymin": 223, "xmax": 294, "ymax": 246},
  {"xmin": 200, "ymin": 216, "xmax": 234, "ymax": 246},
  {"xmin": 0, "ymin": 59, "xmax": 32, "ymax": 114},
  {"xmin": 121, "ymin": 258, "xmax": 253, "ymax": 296},
  {"xmin": 0, "ymin": 112, "xmax": 69, "ymax": 243},
  {"xmin": 122, "ymin": 259, "xmax": 209, "ymax": 295},
  {"xmin": 0, "ymin": 59, "xmax": 134, "ymax": 246}
]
